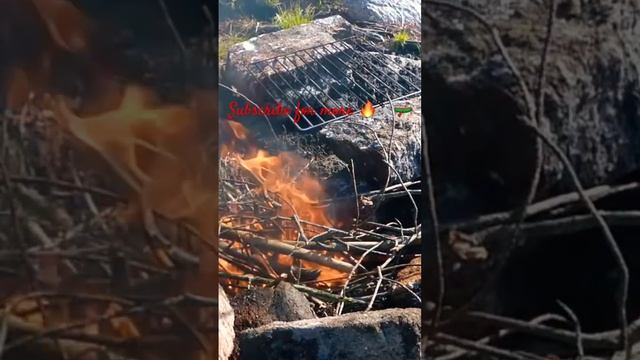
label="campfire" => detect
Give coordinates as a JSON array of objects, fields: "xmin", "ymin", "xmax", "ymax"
[
  {"xmin": 219, "ymin": 11, "xmax": 422, "ymax": 360},
  {"xmin": 0, "ymin": 1, "xmax": 217, "ymax": 359}
]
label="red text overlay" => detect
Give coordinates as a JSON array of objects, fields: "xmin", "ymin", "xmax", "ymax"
[{"xmin": 227, "ymin": 101, "xmax": 355, "ymax": 123}]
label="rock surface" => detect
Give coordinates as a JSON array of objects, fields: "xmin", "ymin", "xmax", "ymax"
[
  {"xmin": 219, "ymin": 285, "xmax": 235, "ymax": 360},
  {"xmin": 238, "ymin": 308, "xmax": 421, "ymax": 360},
  {"xmin": 231, "ymin": 281, "xmax": 316, "ymax": 332},
  {"xmin": 320, "ymin": 94, "xmax": 421, "ymax": 190},
  {"xmin": 343, "ymin": 0, "xmax": 421, "ymax": 26},
  {"xmin": 422, "ymin": 0, "xmax": 640, "ymax": 348},
  {"xmin": 423, "ymin": 0, "xmax": 640, "ymax": 219},
  {"xmin": 223, "ymin": 15, "xmax": 353, "ymax": 98}
]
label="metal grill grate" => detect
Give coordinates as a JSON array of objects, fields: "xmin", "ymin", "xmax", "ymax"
[{"xmin": 245, "ymin": 36, "xmax": 421, "ymax": 131}]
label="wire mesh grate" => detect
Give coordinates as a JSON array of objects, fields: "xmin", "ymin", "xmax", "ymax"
[{"xmin": 245, "ymin": 36, "xmax": 421, "ymax": 131}]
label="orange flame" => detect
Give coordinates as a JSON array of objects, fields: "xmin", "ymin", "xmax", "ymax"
[
  {"xmin": 361, "ymin": 100, "xmax": 375, "ymax": 118},
  {"xmin": 238, "ymin": 150, "xmax": 330, "ymax": 227},
  {"xmin": 227, "ymin": 120, "xmax": 248, "ymax": 140},
  {"xmin": 1, "ymin": 2, "xmax": 219, "ymax": 356},
  {"xmin": 54, "ymin": 85, "xmax": 217, "ymax": 243},
  {"xmin": 222, "ymin": 122, "xmax": 350, "ymax": 287}
]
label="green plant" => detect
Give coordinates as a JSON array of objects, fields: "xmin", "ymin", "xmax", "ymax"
[
  {"xmin": 392, "ymin": 29, "xmax": 412, "ymax": 48},
  {"xmin": 274, "ymin": 3, "xmax": 315, "ymax": 29}
]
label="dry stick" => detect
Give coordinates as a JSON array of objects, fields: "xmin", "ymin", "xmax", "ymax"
[
  {"xmin": 381, "ymin": 159, "xmax": 419, "ymax": 230},
  {"xmin": 363, "ymin": 98, "xmax": 398, "ymax": 224},
  {"xmin": 425, "ymin": 1, "xmax": 630, "ymax": 354},
  {"xmin": 448, "ymin": 182, "xmax": 640, "ymax": 231},
  {"xmin": 518, "ymin": 211, "xmax": 640, "ymax": 238},
  {"xmin": 435, "ymin": 314, "xmax": 568, "ymax": 360},
  {"xmin": 5, "ymin": 302, "xmax": 152, "ymax": 351},
  {"xmin": 434, "ymin": 333, "xmax": 546, "ymax": 360},
  {"xmin": 219, "ymin": 272, "xmax": 366, "ymax": 304},
  {"xmin": 3, "ymin": 316, "xmax": 149, "ymax": 358},
  {"xmin": 423, "ymin": 119, "xmax": 445, "ymax": 329},
  {"xmin": 218, "ymin": 83, "xmax": 278, "ymax": 140},
  {"xmin": 3, "ymin": 176, "xmax": 122, "ymax": 201},
  {"xmin": 465, "ymin": 311, "xmax": 625, "ymax": 351},
  {"xmin": 350, "ymin": 159, "xmax": 360, "ymax": 224},
  {"xmin": 365, "ymin": 266, "xmax": 384, "ymax": 311},
  {"xmin": 4, "ymin": 293, "xmax": 215, "ymax": 352},
  {"xmin": 383, "ymin": 277, "xmax": 422, "ymax": 305},
  {"xmin": 336, "ymin": 241, "xmax": 385, "ymax": 315},
  {"xmin": 318, "ymin": 181, "xmax": 421, "ymax": 205},
  {"xmin": 220, "ymin": 228, "xmax": 354, "ymax": 273},
  {"xmin": 557, "ymin": 300, "xmax": 585, "ymax": 360},
  {"xmin": 157, "ymin": 0, "xmax": 187, "ymax": 57},
  {"xmin": 529, "ymin": 123, "xmax": 630, "ymax": 355},
  {"xmin": 337, "ymin": 115, "xmax": 400, "ymax": 203},
  {"xmin": 383, "ymin": 93, "xmax": 398, "ymax": 192},
  {"xmin": 0, "ymin": 110, "xmax": 67, "ymax": 356},
  {"xmin": 507, "ymin": 0, "xmax": 558, "ymax": 251}
]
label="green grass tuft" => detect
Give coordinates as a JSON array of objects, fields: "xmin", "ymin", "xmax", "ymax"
[{"xmin": 274, "ymin": 3, "xmax": 315, "ymax": 29}]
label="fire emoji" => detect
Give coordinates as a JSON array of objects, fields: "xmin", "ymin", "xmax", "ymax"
[{"xmin": 361, "ymin": 100, "xmax": 375, "ymax": 118}]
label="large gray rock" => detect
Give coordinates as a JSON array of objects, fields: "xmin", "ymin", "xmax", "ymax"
[
  {"xmin": 423, "ymin": 0, "xmax": 640, "ymax": 219},
  {"xmin": 344, "ymin": 0, "xmax": 420, "ymax": 26},
  {"xmin": 320, "ymin": 94, "xmax": 421, "ymax": 189},
  {"xmin": 232, "ymin": 281, "xmax": 316, "ymax": 331},
  {"xmin": 238, "ymin": 308, "xmax": 421, "ymax": 360},
  {"xmin": 223, "ymin": 15, "xmax": 353, "ymax": 98},
  {"xmin": 219, "ymin": 286, "xmax": 235, "ymax": 360}
]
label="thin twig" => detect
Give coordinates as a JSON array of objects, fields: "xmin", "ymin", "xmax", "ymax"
[
  {"xmin": 557, "ymin": 300, "xmax": 585, "ymax": 359},
  {"xmin": 365, "ymin": 266, "xmax": 383, "ymax": 311},
  {"xmin": 350, "ymin": 159, "xmax": 360, "ymax": 224},
  {"xmin": 157, "ymin": 0, "xmax": 187, "ymax": 57},
  {"xmin": 423, "ymin": 118, "xmax": 444, "ymax": 328},
  {"xmin": 220, "ymin": 272, "xmax": 366, "ymax": 304},
  {"xmin": 220, "ymin": 227, "xmax": 354, "ymax": 273},
  {"xmin": 447, "ymin": 182, "xmax": 640, "ymax": 231}
]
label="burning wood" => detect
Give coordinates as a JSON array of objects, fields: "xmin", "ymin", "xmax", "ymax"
[
  {"xmin": 0, "ymin": 1, "xmax": 217, "ymax": 359},
  {"xmin": 219, "ymin": 11, "xmax": 422, "ymax": 359}
]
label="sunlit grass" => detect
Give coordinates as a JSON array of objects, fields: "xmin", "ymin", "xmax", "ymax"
[{"xmin": 274, "ymin": 3, "xmax": 315, "ymax": 29}]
